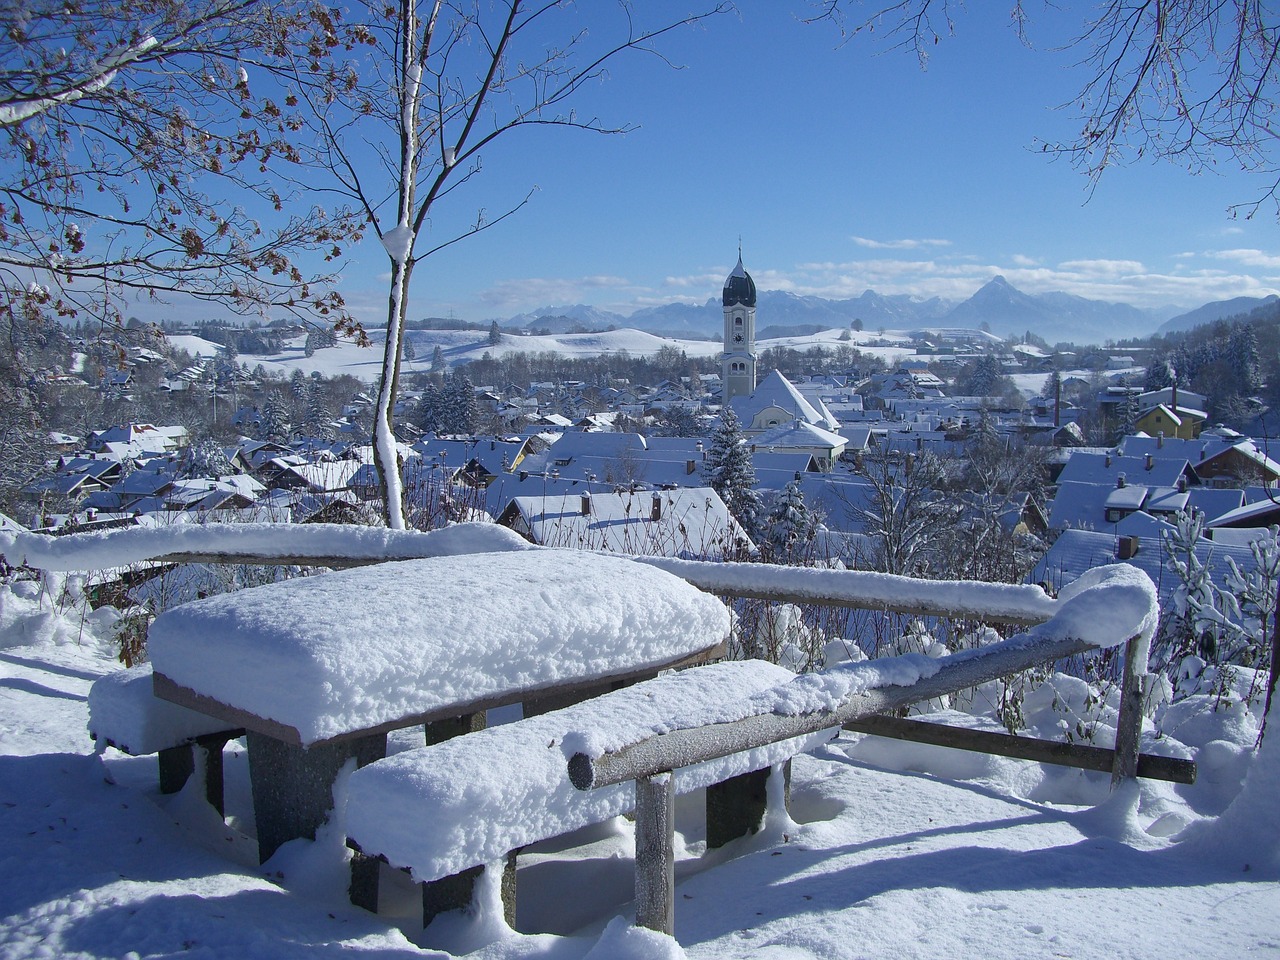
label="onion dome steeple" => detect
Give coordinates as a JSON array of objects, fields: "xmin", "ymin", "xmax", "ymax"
[{"xmin": 722, "ymin": 253, "xmax": 756, "ymax": 308}]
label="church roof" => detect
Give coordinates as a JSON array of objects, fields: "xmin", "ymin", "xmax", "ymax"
[
  {"xmin": 752, "ymin": 418, "xmax": 847, "ymax": 451},
  {"xmin": 722, "ymin": 254, "xmax": 756, "ymax": 307},
  {"xmin": 730, "ymin": 370, "xmax": 835, "ymax": 429}
]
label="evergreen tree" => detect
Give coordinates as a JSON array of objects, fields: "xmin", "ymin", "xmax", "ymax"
[
  {"xmin": 1228, "ymin": 321, "xmax": 1262, "ymax": 394},
  {"xmin": 417, "ymin": 381, "xmax": 444, "ymax": 433},
  {"xmin": 488, "ymin": 321, "xmax": 502, "ymax": 346},
  {"xmin": 703, "ymin": 406, "xmax": 762, "ymax": 535},
  {"xmin": 304, "ymin": 381, "xmax": 335, "ymax": 442},
  {"xmin": 431, "ymin": 345, "xmax": 445, "ymax": 372},
  {"xmin": 262, "ymin": 391, "xmax": 290, "ymax": 443},
  {"xmin": 180, "ymin": 438, "xmax": 234, "ymax": 479},
  {"xmin": 443, "ymin": 373, "xmax": 479, "ymax": 435},
  {"xmin": 402, "ymin": 334, "xmax": 416, "ymax": 362},
  {"xmin": 765, "ymin": 477, "xmax": 817, "ymax": 561},
  {"xmin": 1144, "ymin": 355, "xmax": 1175, "ymax": 391}
]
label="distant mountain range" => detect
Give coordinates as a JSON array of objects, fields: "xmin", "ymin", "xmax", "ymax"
[
  {"xmin": 1156, "ymin": 294, "xmax": 1280, "ymax": 335},
  {"xmin": 497, "ymin": 277, "xmax": 1280, "ymax": 344}
]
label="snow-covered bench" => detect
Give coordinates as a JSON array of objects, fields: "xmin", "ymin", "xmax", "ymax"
[
  {"xmin": 88, "ymin": 665, "xmax": 242, "ymax": 814},
  {"xmin": 145, "ymin": 548, "xmax": 731, "ymax": 866},
  {"xmin": 344, "ymin": 659, "xmax": 831, "ymax": 927}
]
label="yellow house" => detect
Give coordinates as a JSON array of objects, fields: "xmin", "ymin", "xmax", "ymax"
[{"xmin": 1136, "ymin": 403, "xmax": 1204, "ymax": 440}]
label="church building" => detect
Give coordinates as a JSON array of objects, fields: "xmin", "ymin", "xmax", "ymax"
[
  {"xmin": 718, "ymin": 252, "xmax": 848, "ymax": 471},
  {"xmin": 721, "ymin": 253, "xmax": 757, "ymax": 402}
]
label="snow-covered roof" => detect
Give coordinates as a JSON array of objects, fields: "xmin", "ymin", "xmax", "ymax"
[
  {"xmin": 751, "ymin": 419, "xmax": 847, "ymax": 452},
  {"xmin": 500, "ymin": 487, "xmax": 752, "ymax": 559},
  {"xmin": 1056, "ymin": 452, "xmax": 1193, "ymax": 489},
  {"xmin": 730, "ymin": 370, "xmax": 838, "ymax": 431},
  {"xmin": 1030, "ymin": 527, "xmax": 1260, "ymax": 606}
]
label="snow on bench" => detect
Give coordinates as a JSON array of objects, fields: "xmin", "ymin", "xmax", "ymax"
[
  {"xmin": 88, "ymin": 665, "xmax": 242, "ymax": 813},
  {"xmin": 145, "ymin": 548, "xmax": 732, "ymax": 863},
  {"xmin": 344, "ymin": 659, "xmax": 830, "ymax": 926}
]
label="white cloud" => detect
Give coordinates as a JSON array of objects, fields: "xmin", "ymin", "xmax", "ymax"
[
  {"xmin": 850, "ymin": 236, "xmax": 952, "ymax": 251},
  {"xmin": 1205, "ymin": 248, "xmax": 1280, "ymax": 269},
  {"xmin": 1056, "ymin": 259, "xmax": 1145, "ymax": 278}
]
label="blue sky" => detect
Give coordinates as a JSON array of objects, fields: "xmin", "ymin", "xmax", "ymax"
[{"xmin": 335, "ymin": 2, "xmax": 1280, "ymax": 327}]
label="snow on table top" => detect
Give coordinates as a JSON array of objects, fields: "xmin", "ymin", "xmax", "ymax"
[
  {"xmin": 148, "ymin": 549, "xmax": 731, "ymax": 746},
  {"xmin": 345, "ymin": 659, "xmax": 826, "ymax": 882},
  {"xmin": 88, "ymin": 665, "xmax": 236, "ymax": 755},
  {"xmin": 0, "ymin": 520, "xmax": 532, "ymax": 571}
]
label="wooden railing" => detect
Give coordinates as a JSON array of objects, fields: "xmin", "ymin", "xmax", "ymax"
[{"xmin": 566, "ymin": 562, "xmax": 1171, "ymax": 934}]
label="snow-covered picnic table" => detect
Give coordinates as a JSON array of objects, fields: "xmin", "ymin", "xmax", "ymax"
[{"xmin": 145, "ymin": 548, "xmax": 731, "ymax": 862}]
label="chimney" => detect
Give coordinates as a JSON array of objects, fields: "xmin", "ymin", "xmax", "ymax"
[
  {"xmin": 1116, "ymin": 535, "xmax": 1140, "ymax": 560},
  {"xmin": 1157, "ymin": 431, "xmax": 1164, "ymax": 448},
  {"xmin": 1105, "ymin": 453, "xmax": 1112, "ymax": 468},
  {"xmin": 1054, "ymin": 375, "xmax": 1061, "ymax": 428},
  {"xmin": 1117, "ymin": 472, "xmax": 1127, "ymax": 488},
  {"xmin": 651, "ymin": 493, "xmax": 662, "ymax": 521},
  {"xmin": 580, "ymin": 493, "xmax": 591, "ymax": 516},
  {"xmin": 686, "ymin": 459, "xmax": 696, "ymax": 475},
  {"xmin": 1145, "ymin": 453, "xmax": 1154, "ymax": 471},
  {"xmin": 1177, "ymin": 475, "xmax": 1187, "ymax": 493}
]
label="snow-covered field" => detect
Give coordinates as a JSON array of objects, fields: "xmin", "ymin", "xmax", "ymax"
[
  {"xmin": 0, "ymin": 570, "xmax": 1277, "ymax": 960},
  {"xmin": 169, "ymin": 326, "xmax": 920, "ymax": 382}
]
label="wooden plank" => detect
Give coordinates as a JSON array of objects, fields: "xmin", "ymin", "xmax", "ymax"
[
  {"xmin": 570, "ymin": 631, "xmax": 1123, "ymax": 790},
  {"xmin": 634, "ymin": 772, "xmax": 675, "ymax": 936},
  {"xmin": 843, "ymin": 715, "xmax": 1196, "ymax": 784}
]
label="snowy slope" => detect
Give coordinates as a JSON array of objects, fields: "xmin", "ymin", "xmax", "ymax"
[{"xmin": 199, "ymin": 326, "xmax": 919, "ymax": 382}]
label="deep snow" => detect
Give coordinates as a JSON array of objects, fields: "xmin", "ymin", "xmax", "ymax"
[{"xmin": 0, "ymin": 568, "xmax": 1277, "ymax": 959}]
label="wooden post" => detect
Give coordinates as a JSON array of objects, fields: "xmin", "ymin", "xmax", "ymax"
[
  {"xmin": 634, "ymin": 772, "xmax": 675, "ymax": 935},
  {"xmin": 1111, "ymin": 636, "xmax": 1145, "ymax": 788}
]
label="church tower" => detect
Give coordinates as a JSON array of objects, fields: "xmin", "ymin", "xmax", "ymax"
[{"xmin": 721, "ymin": 252, "xmax": 757, "ymax": 402}]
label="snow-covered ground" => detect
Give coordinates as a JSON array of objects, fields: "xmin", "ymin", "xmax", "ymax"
[
  {"xmin": 0, "ymin": 570, "xmax": 1277, "ymax": 959},
  {"xmin": 166, "ymin": 327, "xmax": 920, "ymax": 381}
]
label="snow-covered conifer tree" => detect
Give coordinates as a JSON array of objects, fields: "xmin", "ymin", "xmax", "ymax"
[
  {"xmin": 703, "ymin": 406, "xmax": 762, "ymax": 535},
  {"xmin": 765, "ymin": 477, "xmax": 817, "ymax": 561}
]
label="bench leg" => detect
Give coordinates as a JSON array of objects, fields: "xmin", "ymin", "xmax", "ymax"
[
  {"xmin": 196, "ymin": 735, "xmax": 227, "ymax": 816},
  {"xmin": 247, "ymin": 731, "xmax": 386, "ymax": 864},
  {"xmin": 158, "ymin": 744, "xmax": 195, "ymax": 796},
  {"xmin": 158, "ymin": 733, "xmax": 239, "ymax": 817},
  {"xmin": 348, "ymin": 850, "xmax": 382, "ymax": 913},
  {"xmin": 424, "ymin": 712, "xmax": 485, "ymax": 745},
  {"xmin": 635, "ymin": 772, "xmax": 676, "ymax": 935},
  {"xmin": 422, "ymin": 851, "xmax": 517, "ymax": 929},
  {"xmin": 705, "ymin": 761, "xmax": 791, "ymax": 850}
]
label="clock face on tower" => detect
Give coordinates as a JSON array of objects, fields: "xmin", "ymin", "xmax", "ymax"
[{"xmin": 733, "ymin": 333, "xmax": 744, "ymax": 343}]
